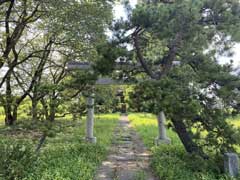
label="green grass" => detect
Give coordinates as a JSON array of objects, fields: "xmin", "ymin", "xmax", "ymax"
[
  {"xmin": 128, "ymin": 113, "xmax": 182, "ymax": 148},
  {"xmin": 0, "ymin": 113, "xmax": 119, "ymax": 180},
  {"xmin": 128, "ymin": 113, "xmax": 238, "ymax": 180}
]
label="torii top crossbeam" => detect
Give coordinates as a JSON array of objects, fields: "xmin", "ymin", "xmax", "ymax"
[
  {"xmin": 67, "ymin": 60, "xmax": 142, "ymax": 71},
  {"xmin": 66, "ymin": 60, "xmax": 180, "ymax": 85},
  {"xmin": 66, "ymin": 61, "xmax": 141, "ymax": 85}
]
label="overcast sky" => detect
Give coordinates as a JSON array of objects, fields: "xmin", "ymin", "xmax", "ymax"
[{"xmin": 113, "ymin": 0, "xmax": 240, "ymax": 67}]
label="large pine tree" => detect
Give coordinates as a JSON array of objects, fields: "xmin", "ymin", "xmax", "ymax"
[{"xmin": 114, "ymin": 0, "xmax": 240, "ymax": 157}]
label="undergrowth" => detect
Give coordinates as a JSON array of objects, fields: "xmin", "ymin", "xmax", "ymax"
[
  {"xmin": 0, "ymin": 114, "xmax": 119, "ymax": 180},
  {"xmin": 129, "ymin": 113, "xmax": 239, "ymax": 180}
]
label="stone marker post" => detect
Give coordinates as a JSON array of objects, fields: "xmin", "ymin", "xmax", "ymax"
[
  {"xmin": 155, "ymin": 111, "xmax": 171, "ymax": 145},
  {"xmin": 224, "ymin": 153, "xmax": 239, "ymax": 177},
  {"xmin": 86, "ymin": 93, "xmax": 97, "ymax": 143}
]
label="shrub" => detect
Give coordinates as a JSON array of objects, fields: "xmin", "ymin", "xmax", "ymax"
[
  {"xmin": 151, "ymin": 145, "xmax": 223, "ymax": 180},
  {"xmin": 0, "ymin": 139, "xmax": 37, "ymax": 180}
]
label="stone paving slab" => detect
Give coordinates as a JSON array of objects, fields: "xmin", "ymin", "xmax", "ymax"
[{"xmin": 94, "ymin": 115, "xmax": 158, "ymax": 180}]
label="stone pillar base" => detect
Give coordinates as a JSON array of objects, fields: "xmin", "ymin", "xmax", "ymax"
[
  {"xmin": 155, "ymin": 137, "xmax": 171, "ymax": 145},
  {"xmin": 85, "ymin": 137, "xmax": 97, "ymax": 143}
]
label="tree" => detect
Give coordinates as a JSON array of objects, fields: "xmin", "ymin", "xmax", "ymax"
[
  {"xmin": 0, "ymin": 0, "xmax": 50, "ymax": 125},
  {"xmin": 0, "ymin": 0, "xmax": 114, "ymax": 125},
  {"xmin": 116, "ymin": 0, "xmax": 240, "ymax": 157}
]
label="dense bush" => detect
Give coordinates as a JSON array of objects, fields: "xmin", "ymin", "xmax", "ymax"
[
  {"xmin": 151, "ymin": 145, "xmax": 233, "ymax": 180},
  {"xmin": 0, "ymin": 139, "xmax": 37, "ymax": 180}
]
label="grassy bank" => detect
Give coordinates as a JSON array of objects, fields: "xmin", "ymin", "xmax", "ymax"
[
  {"xmin": 0, "ymin": 114, "xmax": 119, "ymax": 180},
  {"xmin": 129, "ymin": 113, "xmax": 238, "ymax": 180}
]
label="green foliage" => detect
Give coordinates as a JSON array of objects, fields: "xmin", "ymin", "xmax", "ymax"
[
  {"xmin": 66, "ymin": 70, "xmax": 98, "ymax": 89},
  {"xmin": 129, "ymin": 63, "xmax": 240, "ymax": 155},
  {"xmin": 46, "ymin": 0, "xmax": 113, "ymax": 43},
  {"xmin": 0, "ymin": 139, "xmax": 37, "ymax": 180},
  {"xmin": 94, "ymin": 42, "xmax": 128, "ymax": 75},
  {"xmin": 95, "ymin": 86, "xmax": 120, "ymax": 113}
]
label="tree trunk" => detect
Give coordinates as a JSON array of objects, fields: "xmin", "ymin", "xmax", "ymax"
[
  {"xmin": 172, "ymin": 118, "xmax": 207, "ymax": 158},
  {"xmin": 49, "ymin": 104, "xmax": 56, "ymax": 122},
  {"xmin": 5, "ymin": 110, "xmax": 14, "ymax": 126},
  {"xmin": 72, "ymin": 113, "xmax": 77, "ymax": 121},
  {"xmin": 4, "ymin": 73, "xmax": 16, "ymax": 125},
  {"xmin": 40, "ymin": 99, "xmax": 49, "ymax": 120},
  {"xmin": 49, "ymin": 95, "xmax": 56, "ymax": 122},
  {"xmin": 32, "ymin": 98, "xmax": 38, "ymax": 121},
  {"xmin": 13, "ymin": 104, "xmax": 18, "ymax": 122}
]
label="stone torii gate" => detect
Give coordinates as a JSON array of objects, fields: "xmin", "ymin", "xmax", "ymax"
[{"xmin": 67, "ymin": 61, "xmax": 171, "ymax": 144}]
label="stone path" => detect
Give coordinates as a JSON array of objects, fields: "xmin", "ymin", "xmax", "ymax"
[{"xmin": 95, "ymin": 115, "xmax": 158, "ymax": 180}]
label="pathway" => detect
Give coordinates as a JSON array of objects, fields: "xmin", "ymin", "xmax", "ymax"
[{"xmin": 95, "ymin": 115, "xmax": 157, "ymax": 180}]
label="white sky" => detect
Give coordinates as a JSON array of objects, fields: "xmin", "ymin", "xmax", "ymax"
[
  {"xmin": 113, "ymin": 0, "xmax": 137, "ymax": 20},
  {"xmin": 114, "ymin": 0, "xmax": 240, "ymax": 67},
  {"xmin": 218, "ymin": 44, "xmax": 240, "ymax": 67}
]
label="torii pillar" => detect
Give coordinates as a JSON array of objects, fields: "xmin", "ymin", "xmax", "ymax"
[
  {"xmin": 85, "ymin": 92, "xmax": 97, "ymax": 143},
  {"xmin": 155, "ymin": 111, "xmax": 171, "ymax": 145}
]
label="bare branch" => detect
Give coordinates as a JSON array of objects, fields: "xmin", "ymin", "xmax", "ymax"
[
  {"xmin": 12, "ymin": 71, "xmax": 28, "ymax": 94},
  {"xmin": 24, "ymin": 3, "xmax": 41, "ymax": 23},
  {"xmin": 15, "ymin": 40, "xmax": 53, "ymax": 106}
]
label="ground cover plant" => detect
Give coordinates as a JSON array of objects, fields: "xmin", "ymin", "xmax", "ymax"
[
  {"xmin": 0, "ymin": 114, "xmax": 119, "ymax": 180},
  {"xmin": 129, "ymin": 113, "xmax": 240, "ymax": 180}
]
